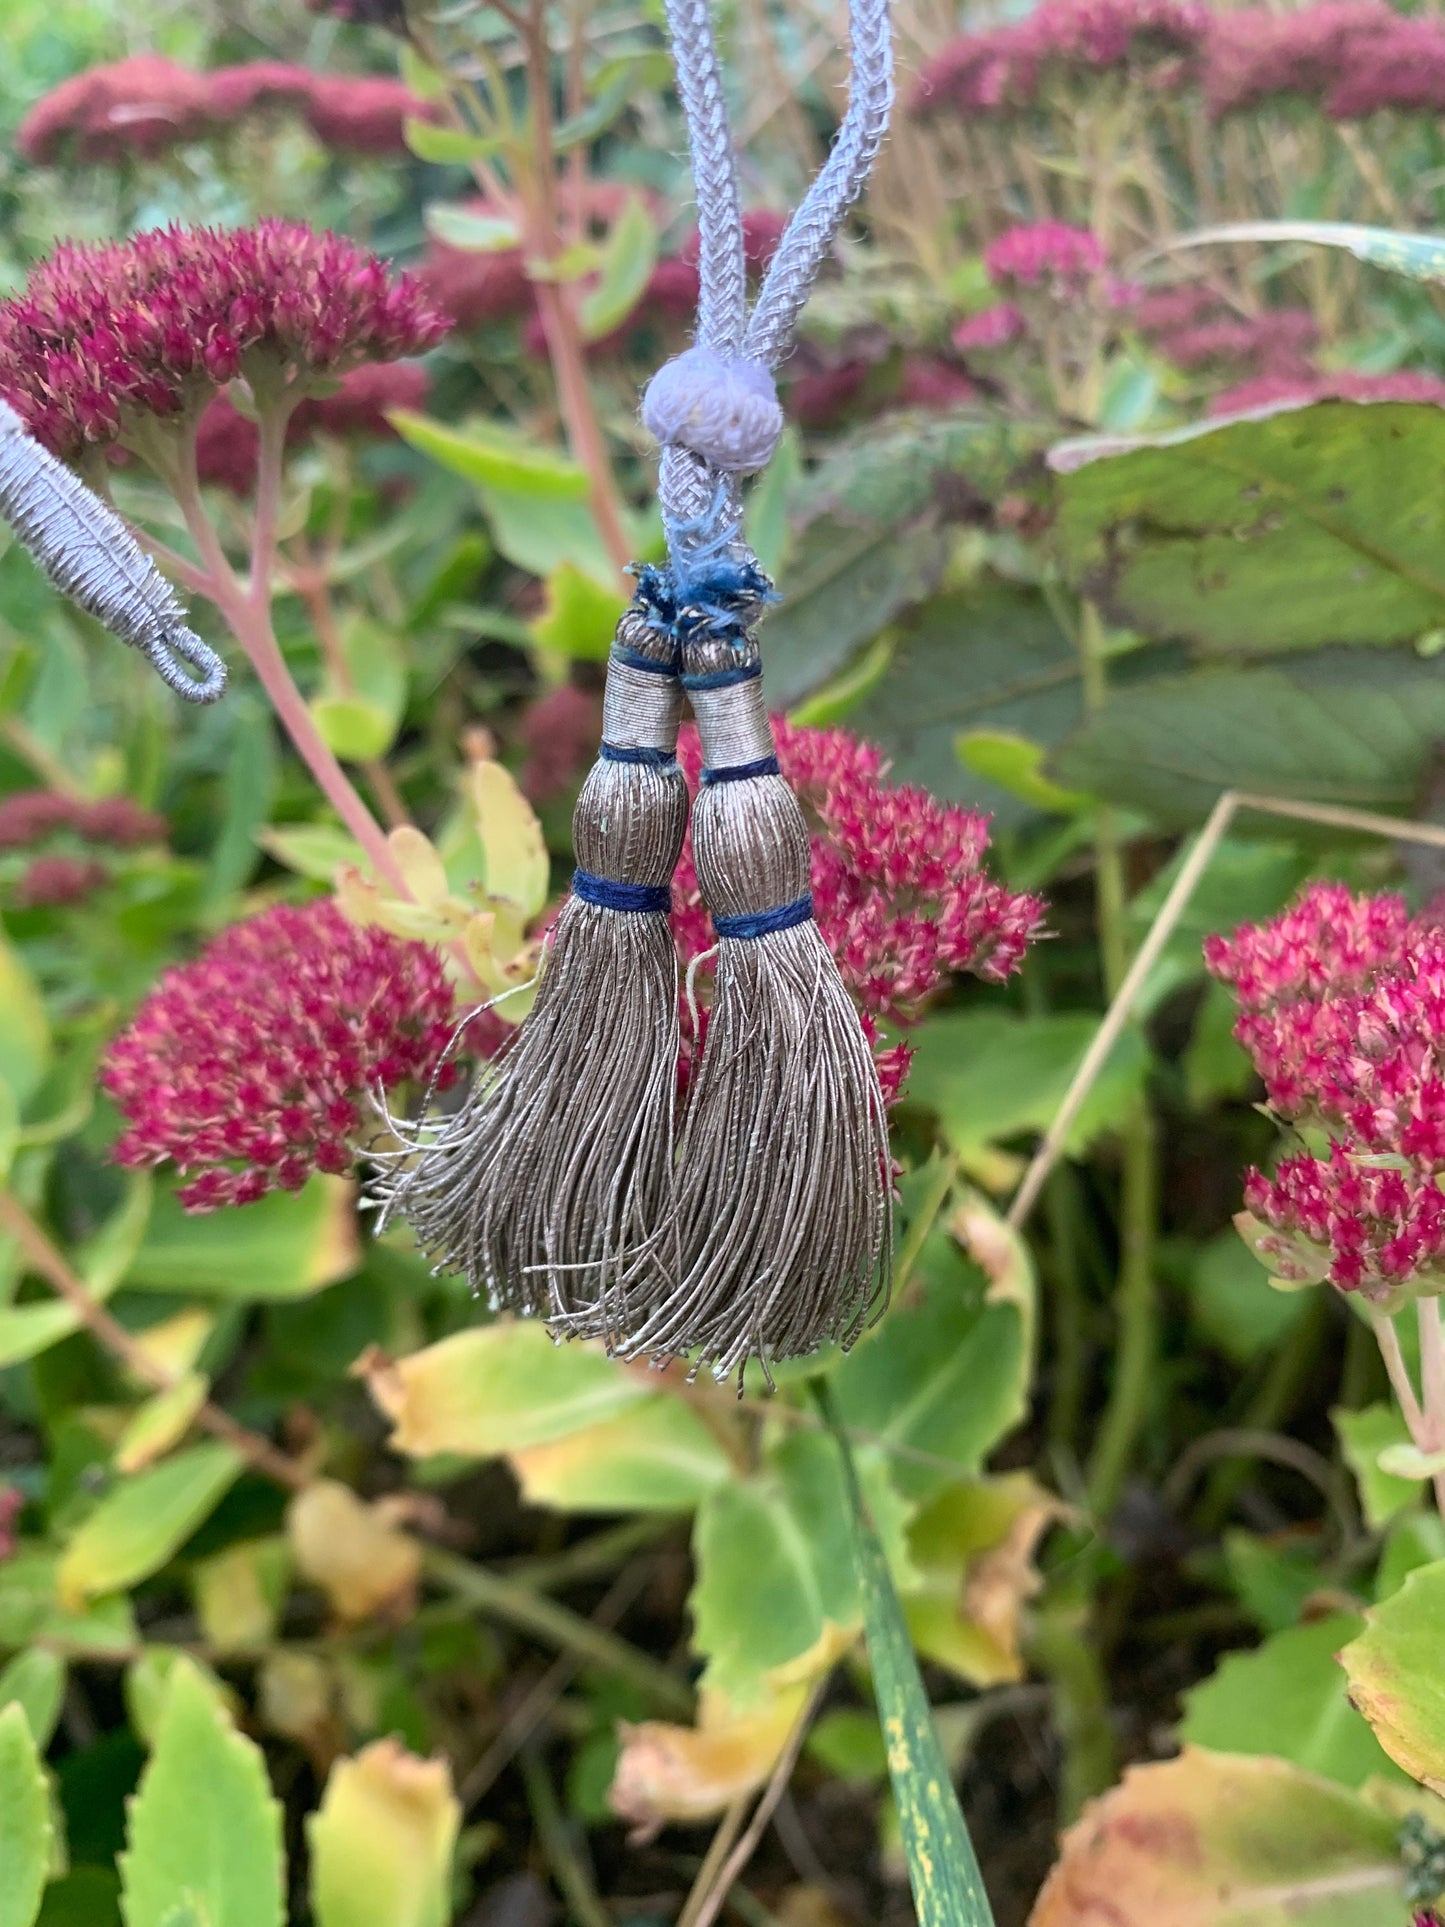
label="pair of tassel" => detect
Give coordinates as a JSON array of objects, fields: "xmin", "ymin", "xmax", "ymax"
[{"xmin": 381, "ymin": 554, "xmax": 890, "ymax": 1385}]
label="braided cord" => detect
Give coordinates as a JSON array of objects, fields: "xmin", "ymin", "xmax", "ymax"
[
  {"xmin": 661, "ymin": 0, "xmax": 747, "ymax": 356},
  {"xmin": 653, "ymin": 0, "xmax": 894, "ymax": 566}
]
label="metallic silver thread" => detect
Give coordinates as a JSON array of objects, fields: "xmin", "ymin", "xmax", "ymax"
[
  {"xmin": 375, "ymin": 611, "xmax": 688, "ymax": 1325},
  {"xmin": 0, "ymin": 401, "xmax": 226, "ymax": 703},
  {"xmin": 638, "ymin": 0, "xmax": 896, "ymax": 1383}
]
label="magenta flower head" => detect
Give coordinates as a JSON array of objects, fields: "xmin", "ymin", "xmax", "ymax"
[
  {"xmin": 672, "ymin": 719, "xmax": 1044, "ymax": 1104},
  {"xmin": 953, "ymin": 303, "xmax": 1028, "ymax": 353},
  {"xmin": 103, "ymin": 899, "xmax": 459, "ymax": 1210},
  {"xmin": 1207, "ymin": 883, "xmax": 1445, "ymax": 1298},
  {"xmin": 0, "ymin": 221, "xmax": 449, "ymax": 462},
  {"xmin": 984, "ymin": 223, "xmax": 1106, "ymax": 293},
  {"xmin": 914, "ymin": 0, "xmax": 1205, "ymax": 113}
]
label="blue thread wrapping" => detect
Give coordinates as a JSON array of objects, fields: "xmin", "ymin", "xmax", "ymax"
[
  {"xmin": 612, "ymin": 640, "xmax": 681, "ymax": 677},
  {"xmin": 713, "ymin": 894, "xmax": 813, "ymax": 940},
  {"xmin": 629, "ymin": 482, "xmax": 776, "ymax": 647},
  {"xmin": 572, "ymin": 870, "xmax": 672, "ymax": 914},
  {"xmin": 682, "ymin": 660, "xmax": 763, "ymax": 692},
  {"xmin": 701, "ymin": 755, "xmax": 780, "ymax": 784},
  {"xmin": 600, "ymin": 742, "xmax": 677, "ymax": 768}
]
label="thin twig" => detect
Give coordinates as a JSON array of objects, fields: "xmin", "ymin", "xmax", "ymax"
[
  {"xmin": 1007, "ymin": 788, "xmax": 1445, "ymax": 1230},
  {"xmin": 681, "ymin": 1677, "xmax": 829, "ymax": 1927},
  {"xmin": 520, "ymin": 1739, "xmax": 613, "ymax": 1927},
  {"xmin": 0, "ymin": 1188, "xmax": 309, "ymax": 1491},
  {"xmin": 1372, "ymin": 1311, "xmax": 1424, "ymax": 1437},
  {"xmin": 424, "ymin": 1546, "xmax": 694, "ymax": 1716}
]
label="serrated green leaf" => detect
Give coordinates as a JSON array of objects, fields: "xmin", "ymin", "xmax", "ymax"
[
  {"xmin": 120, "ymin": 1659, "xmax": 283, "ymax": 1927},
  {"xmin": 124, "ymin": 1649, "xmax": 232, "ymax": 1751},
  {"xmin": 1341, "ymin": 1558, "xmax": 1445, "ymax": 1793},
  {"xmin": 0, "ymin": 1702, "xmax": 52, "ymax": 1927},
  {"xmin": 57, "ymin": 1443, "xmax": 244, "ymax": 1609},
  {"xmin": 422, "ymin": 205, "xmax": 520, "ymax": 252},
  {"xmin": 819, "ymin": 1389, "xmax": 995, "ymax": 1927},
  {"xmin": 0, "ymin": 1649, "xmax": 65, "ymax": 1752},
  {"xmin": 1181, "ymin": 1614, "xmax": 1398, "ymax": 1789},
  {"xmin": 689, "ymin": 1428, "xmax": 912, "ymax": 1706},
  {"xmin": 579, "ymin": 197, "xmax": 657, "ymax": 341}
]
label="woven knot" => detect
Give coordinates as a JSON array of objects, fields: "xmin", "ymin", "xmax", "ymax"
[{"xmin": 641, "ymin": 348, "xmax": 784, "ymax": 473}]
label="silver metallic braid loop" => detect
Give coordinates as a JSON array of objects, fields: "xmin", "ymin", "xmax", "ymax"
[{"xmin": 0, "ymin": 400, "xmax": 227, "ymax": 703}]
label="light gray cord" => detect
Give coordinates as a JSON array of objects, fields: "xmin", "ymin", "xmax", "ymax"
[
  {"xmin": 650, "ymin": 0, "xmax": 894, "ymax": 549},
  {"xmin": 661, "ymin": 0, "xmax": 747, "ymax": 356}
]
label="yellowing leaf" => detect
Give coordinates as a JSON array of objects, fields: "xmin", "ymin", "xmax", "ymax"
[
  {"xmin": 287, "ymin": 1481, "xmax": 420, "ymax": 1624},
  {"xmin": 465, "ymin": 760, "xmax": 549, "ymax": 917},
  {"xmin": 129, "ymin": 1310, "xmax": 216, "ymax": 1382},
  {"xmin": 362, "ymin": 1322, "xmax": 647, "ymax": 1459},
  {"xmin": 610, "ymin": 1685, "xmax": 808, "ymax": 1839},
  {"xmin": 57, "ymin": 1443, "xmax": 244, "ymax": 1609},
  {"xmin": 386, "ymin": 828, "xmax": 450, "ymax": 909},
  {"xmin": 0, "ymin": 932, "xmax": 51, "ymax": 1108},
  {"xmin": 115, "ymin": 1374, "xmax": 209, "ymax": 1474},
  {"xmin": 1026, "ymin": 1749, "xmax": 1402, "ymax": 1926},
  {"xmin": 1341, "ymin": 1557, "xmax": 1445, "ymax": 1795},
  {"xmin": 510, "ymin": 1394, "xmax": 731, "ymax": 1512},
  {"xmin": 191, "ymin": 1539, "xmax": 291, "ymax": 1656},
  {"xmin": 257, "ymin": 1651, "xmax": 342, "ymax": 1763},
  {"xmin": 308, "ymin": 1740, "xmax": 460, "ymax": 1927},
  {"xmin": 904, "ymin": 1476, "xmax": 1066, "ymax": 1689},
  {"xmin": 128, "ymin": 1177, "xmax": 358, "ymax": 1300},
  {"xmin": 120, "ymin": 1658, "xmax": 284, "ymax": 1927}
]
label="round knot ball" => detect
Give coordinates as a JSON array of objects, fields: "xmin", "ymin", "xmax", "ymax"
[{"xmin": 640, "ymin": 348, "xmax": 784, "ymax": 473}]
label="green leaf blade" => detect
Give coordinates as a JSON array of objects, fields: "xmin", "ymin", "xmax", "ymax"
[
  {"xmin": 120, "ymin": 1660, "xmax": 283, "ymax": 1927},
  {"xmin": 0, "ymin": 1702, "xmax": 53, "ymax": 1927}
]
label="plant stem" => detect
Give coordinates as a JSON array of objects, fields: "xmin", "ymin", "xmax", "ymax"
[
  {"xmin": 0, "ymin": 1188, "xmax": 308, "ymax": 1492},
  {"xmin": 423, "ymin": 1545, "xmax": 694, "ymax": 1716},
  {"xmin": 1028, "ymin": 1602, "xmax": 1117, "ymax": 1822},
  {"xmin": 1372, "ymin": 1310, "xmax": 1424, "ymax": 1437},
  {"xmin": 680, "ymin": 1678, "xmax": 829, "ymax": 1927},
  {"xmin": 170, "ymin": 429, "xmax": 409, "ymax": 899},
  {"xmin": 519, "ymin": 1740, "xmax": 613, "ymax": 1927},
  {"xmin": 1077, "ymin": 600, "xmax": 1159, "ymax": 1521},
  {"xmin": 1417, "ymin": 1296, "xmax": 1445, "ymax": 1517},
  {"xmin": 514, "ymin": 0, "xmax": 633, "ymax": 587}
]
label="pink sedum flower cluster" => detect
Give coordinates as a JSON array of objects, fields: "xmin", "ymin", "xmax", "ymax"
[
  {"xmin": 672, "ymin": 719, "xmax": 1044, "ymax": 1104},
  {"xmin": 1207, "ymin": 883, "xmax": 1445, "ymax": 1297},
  {"xmin": 983, "ymin": 222, "xmax": 1106, "ymax": 291},
  {"xmin": 0, "ymin": 222, "xmax": 448, "ymax": 461},
  {"xmin": 0, "ymin": 790, "xmax": 166, "ymax": 851},
  {"xmin": 103, "ymin": 900, "xmax": 459, "ymax": 1210},
  {"xmin": 915, "ymin": 0, "xmax": 1207, "ymax": 113},
  {"xmin": 17, "ymin": 56, "xmax": 436, "ymax": 164}
]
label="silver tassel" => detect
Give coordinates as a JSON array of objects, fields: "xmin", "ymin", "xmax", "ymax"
[
  {"xmin": 376, "ymin": 609, "xmax": 688, "ymax": 1329},
  {"xmin": 623, "ymin": 621, "xmax": 892, "ymax": 1388}
]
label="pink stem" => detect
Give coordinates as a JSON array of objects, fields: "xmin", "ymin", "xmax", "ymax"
[
  {"xmin": 171, "ymin": 420, "xmax": 410, "ymax": 901},
  {"xmin": 1419, "ymin": 1297, "xmax": 1445, "ymax": 1518}
]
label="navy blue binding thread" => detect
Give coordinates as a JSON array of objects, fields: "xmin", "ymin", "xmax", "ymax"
[
  {"xmin": 600, "ymin": 742, "xmax": 677, "ymax": 768},
  {"xmin": 612, "ymin": 641, "xmax": 681, "ymax": 677},
  {"xmin": 573, "ymin": 870, "xmax": 672, "ymax": 914},
  {"xmin": 701, "ymin": 755, "xmax": 780, "ymax": 784},
  {"xmin": 713, "ymin": 894, "xmax": 812, "ymax": 940},
  {"xmin": 682, "ymin": 660, "xmax": 763, "ymax": 693}
]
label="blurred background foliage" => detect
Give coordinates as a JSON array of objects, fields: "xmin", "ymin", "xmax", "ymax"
[{"xmin": 7, "ymin": 0, "xmax": 1445, "ymax": 1922}]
